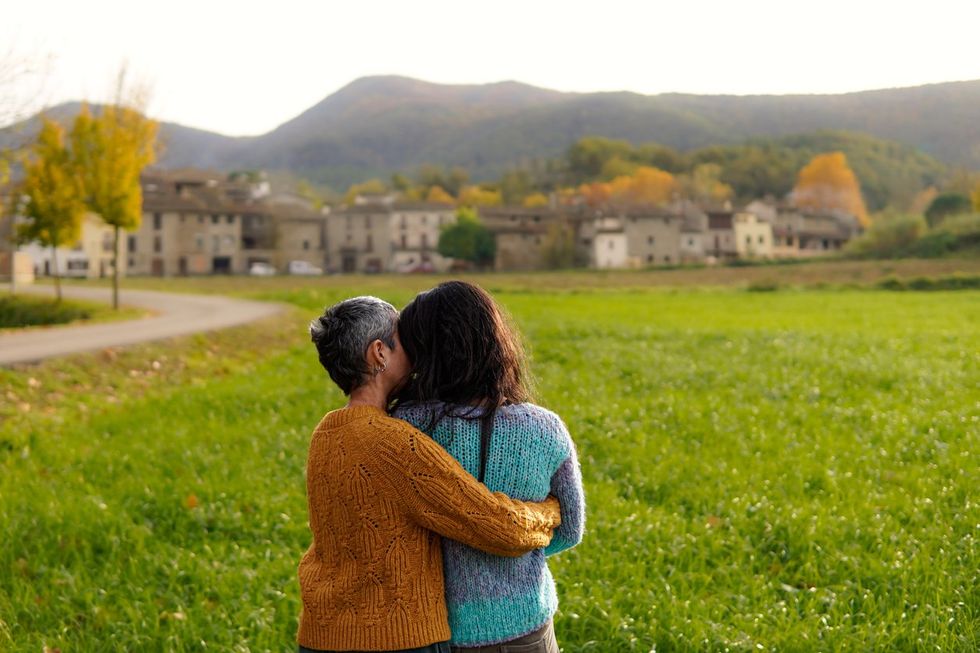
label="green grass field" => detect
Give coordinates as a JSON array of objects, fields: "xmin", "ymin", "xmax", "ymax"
[{"xmin": 1, "ymin": 275, "xmax": 978, "ymax": 652}]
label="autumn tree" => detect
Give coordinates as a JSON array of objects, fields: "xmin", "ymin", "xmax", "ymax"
[
  {"xmin": 15, "ymin": 118, "xmax": 86, "ymax": 301},
  {"xmin": 71, "ymin": 83, "xmax": 158, "ymax": 309},
  {"xmin": 522, "ymin": 192, "xmax": 549, "ymax": 208},
  {"xmin": 680, "ymin": 163, "xmax": 733, "ymax": 204},
  {"xmin": 437, "ymin": 207, "xmax": 495, "ymax": 269},
  {"xmin": 343, "ymin": 178, "xmax": 387, "ymax": 203},
  {"xmin": 458, "ymin": 185, "xmax": 502, "ymax": 207},
  {"xmin": 426, "ymin": 185, "xmax": 455, "ymax": 204},
  {"xmin": 792, "ymin": 152, "xmax": 869, "ymax": 226},
  {"xmin": 604, "ymin": 166, "xmax": 677, "ymax": 205}
]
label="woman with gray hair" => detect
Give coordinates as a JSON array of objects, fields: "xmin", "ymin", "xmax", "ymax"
[{"xmin": 297, "ymin": 296, "xmax": 562, "ymax": 653}]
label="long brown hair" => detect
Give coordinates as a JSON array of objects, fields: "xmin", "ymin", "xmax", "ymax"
[{"xmin": 394, "ymin": 281, "xmax": 531, "ymax": 430}]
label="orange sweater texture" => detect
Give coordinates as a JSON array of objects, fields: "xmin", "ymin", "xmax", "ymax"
[{"xmin": 297, "ymin": 405, "xmax": 561, "ymax": 651}]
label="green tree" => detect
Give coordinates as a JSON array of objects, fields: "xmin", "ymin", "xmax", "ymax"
[
  {"xmin": 924, "ymin": 192, "xmax": 972, "ymax": 227},
  {"xmin": 566, "ymin": 136, "xmax": 633, "ymax": 184},
  {"xmin": 437, "ymin": 208, "xmax": 495, "ymax": 269},
  {"xmin": 15, "ymin": 118, "xmax": 87, "ymax": 302},
  {"xmin": 540, "ymin": 220, "xmax": 580, "ymax": 269},
  {"xmin": 71, "ymin": 94, "xmax": 158, "ymax": 309}
]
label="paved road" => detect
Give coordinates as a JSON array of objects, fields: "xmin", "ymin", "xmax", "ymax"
[{"xmin": 1, "ymin": 285, "xmax": 285, "ymax": 366}]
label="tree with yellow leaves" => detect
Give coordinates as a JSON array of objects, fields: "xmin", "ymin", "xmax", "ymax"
[
  {"xmin": 522, "ymin": 192, "xmax": 549, "ymax": 208},
  {"xmin": 610, "ymin": 166, "xmax": 677, "ymax": 205},
  {"xmin": 71, "ymin": 90, "xmax": 158, "ymax": 308},
  {"xmin": 343, "ymin": 178, "xmax": 387, "ymax": 204},
  {"xmin": 15, "ymin": 118, "xmax": 87, "ymax": 302},
  {"xmin": 426, "ymin": 185, "xmax": 455, "ymax": 204},
  {"xmin": 792, "ymin": 152, "xmax": 869, "ymax": 227},
  {"xmin": 458, "ymin": 185, "xmax": 502, "ymax": 208}
]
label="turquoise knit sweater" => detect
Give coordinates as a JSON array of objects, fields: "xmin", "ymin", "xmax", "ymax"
[{"xmin": 393, "ymin": 401, "xmax": 586, "ymax": 647}]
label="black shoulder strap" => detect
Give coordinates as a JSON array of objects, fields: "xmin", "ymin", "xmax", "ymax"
[{"xmin": 478, "ymin": 413, "xmax": 493, "ymax": 483}]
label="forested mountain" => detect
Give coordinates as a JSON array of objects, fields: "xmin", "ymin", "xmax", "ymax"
[{"xmin": 2, "ymin": 75, "xmax": 977, "ymax": 199}]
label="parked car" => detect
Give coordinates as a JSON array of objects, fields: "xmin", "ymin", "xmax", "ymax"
[
  {"xmin": 288, "ymin": 260, "xmax": 323, "ymax": 275},
  {"xmin": 248, "ymin": 262, "xmax": 276, "ymax": 276}
]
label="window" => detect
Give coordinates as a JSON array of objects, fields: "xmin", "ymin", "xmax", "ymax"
[
  {"xmin": 787, "ymin": 236, "xmax": 794, "ymax": 246},
  {"xmin": 421, "ymin": 233, "xmax": 429, "ymax": 249},
  {"xmin": 153, "ymin": 213, "xmax": 162, "ymax": 230},
  {"xmin": 226, "ymin": 215, "xmax": 234, "ymax": 224},
  {"xmin": 128, "ymin": 236, "xmax": 137, "ymax": 252},
  {"xmin": 746, "ymin": 235, "xmax": 751, "ymax": 245},
  {"xmin": 400, "ymin": 234, "xmax": 407, "ymax": 249},
  {"xmin": 196, "ymin": 235, "xmax": 204, "ymax": 251},
  {"xmin": 758, "ymin": 235, "xmax": 764, "ymax": 244},
  {"xmin": 211, "ymin": 214, "xmax": 219, "ymax": 225},
  {"xmin": 421, "ymin": 214, "xmax": 428, "ymax": 225},
  {"xmin": 303, "ymin": 240, "xmax": 310, "ymax": 250},
  {"xmin": 223, "ymin": 235, "xmax": 234, "ymax": 248},
  {"xmin": 647, "ymin": 254, "xmax": 653, "ymax": 263},
  {"xmin": 664, "ymin": 255, "xmax": 671, "ymax": 263},
  {"xmin": 582, "ymin": 238, "xmax": 592, "ymax": 246},
  {"xmin": 153, "ymin": 236, "xmax": 162, "ymax": 253},
  {"xmin": 128, "ymin": 258, "xmax": 134, "ymax": 268},
  {"xmin": 647, "ymin": 236, "xmax": 654, "ymax": 245},
  {"xmin": 608, "ymin": 240, "xmax": 614, "ymax": 250},
  {"xmin": 198, "ymin": 216, "xmax": 204, "ymax": 224},
  {"xmin": 366, "ymin": 234, "xmax": 374, "ymax": 252},
  {"xmin": 688, "ymin": 238, "xmax": 694, "ymax": 246}
]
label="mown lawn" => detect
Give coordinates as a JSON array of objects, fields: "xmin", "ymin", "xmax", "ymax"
[{"xmin": 1, "ymin": 279, "xmax": 978, "ymax": 652}]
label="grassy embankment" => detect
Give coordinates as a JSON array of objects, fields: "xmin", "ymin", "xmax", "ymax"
[
  {"xmin": 0, "ymin": 294, "xmax": 144, "ymax": 330},
  {"xmin": 1, "ymin": 270, "xmax": 978, "ymax": 651}
]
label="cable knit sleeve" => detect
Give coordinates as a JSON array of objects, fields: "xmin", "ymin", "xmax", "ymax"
[{"xmin": 368, "ymin": 419, "xmax": 561, "ymax": 557}]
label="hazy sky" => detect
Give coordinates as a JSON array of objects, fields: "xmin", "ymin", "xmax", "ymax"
[{"xmin": 3, "ymin": 0, "xmax": 979, "ymax": 136}]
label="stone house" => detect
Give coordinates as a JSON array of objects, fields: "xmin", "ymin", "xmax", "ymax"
[{"xmin": 328, "ymin": 200, "xmax": 455, "ymax": 273}]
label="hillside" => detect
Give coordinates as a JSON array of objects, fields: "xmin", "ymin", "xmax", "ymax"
[{"xmin": 2, "ymin": 75, "xmax": 977, "ymax": 192}]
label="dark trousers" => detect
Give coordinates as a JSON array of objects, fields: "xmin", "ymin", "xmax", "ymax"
[
  {"xmin": 299, "ymin": 643, "xmax": 450, "ymax": 653},
  {"xmin": 451, "ymin": 620, "xmax": 558, "ymax": 653}
]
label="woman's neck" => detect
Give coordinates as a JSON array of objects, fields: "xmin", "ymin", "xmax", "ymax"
[{"xmin": 347, "ymin": 383, "xmax": 389, "ymax": 411}]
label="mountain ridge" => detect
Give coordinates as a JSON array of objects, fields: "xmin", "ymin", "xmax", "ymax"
[{"xmin": 2, "ymin": 76, "xmax": 978, "ymax": 189}]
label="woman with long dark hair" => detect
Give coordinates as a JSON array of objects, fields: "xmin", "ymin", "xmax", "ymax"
[{"xmin": 393, "ymin": 281, "xmax": 586, "ymax": 652}]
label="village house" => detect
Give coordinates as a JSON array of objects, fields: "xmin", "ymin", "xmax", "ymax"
[
  {"xmin": 704, "ymin": 209, "xmax": 774, "ymax": 260},
  {"xmin": 745, "ymin": 200, "xmax": 860, "ymax": 257},
  {"xmin": 129, "ymin": 169, "xmax": 328, "ymax": 276},
  {"xmin": 480, "ymin": 205, "xmax": 593, "ymax": 271},
  {"xmin": 11, "ymin": 213, "xmax": 121, "ymax": 280},
  {"xmin": 327, "ymin": 198, "xmax": 455, "ymax": 273}
]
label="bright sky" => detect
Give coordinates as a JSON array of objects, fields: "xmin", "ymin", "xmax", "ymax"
[{"xmin": 3, "ymin": 0, "xmax": 979, "ymax": 136}]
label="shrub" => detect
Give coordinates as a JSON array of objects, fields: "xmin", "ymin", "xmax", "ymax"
[
  {"xmin": 0, "ymin": 296, "xmax": 91, "ymax": 328},
  {"xmin": 846, "ymin": 214, "xmax": 927, "ymax": 258}
]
